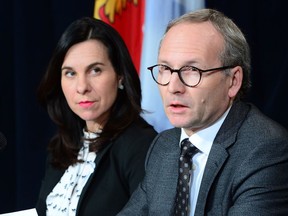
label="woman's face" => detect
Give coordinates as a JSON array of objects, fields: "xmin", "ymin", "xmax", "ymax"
[{"xmin": 61, "ymin": 39, "xmax": 120, "ymax": 132}]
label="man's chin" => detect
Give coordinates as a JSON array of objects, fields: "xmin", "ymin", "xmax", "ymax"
[{"xmin": 167, "ymin": 118, "xmax": 187, "ymax": 128}]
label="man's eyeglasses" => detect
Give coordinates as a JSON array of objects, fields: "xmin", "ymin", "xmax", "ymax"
[{"xmin": 147, "ymin": 64, "xmax": 235, "ymax": 87}]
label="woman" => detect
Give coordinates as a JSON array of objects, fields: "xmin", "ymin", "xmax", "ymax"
[{"xmin": 36, "ymin": 17, "xmax": 157, "ymax": 216}]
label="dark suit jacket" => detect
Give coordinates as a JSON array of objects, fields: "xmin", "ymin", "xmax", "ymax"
[
  {"xmin": 36, "ymin": 117, "xmax": 157, "ymax": 216},
  {"xmin": 118, "ymin": 101, "xmax": 288, "ymax": 216}
]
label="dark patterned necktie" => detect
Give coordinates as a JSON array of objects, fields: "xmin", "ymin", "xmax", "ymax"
[{"xmin": 174, "ymin": 138, "xmax": 199, "ymax": 216}]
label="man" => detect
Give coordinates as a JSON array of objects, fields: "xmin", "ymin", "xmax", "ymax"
[{"xmin": 118, "ymin": 8, "xmax": 288, "ymax": 215}]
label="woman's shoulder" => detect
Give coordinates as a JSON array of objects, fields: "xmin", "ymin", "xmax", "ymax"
[
  {"xmin": 111, "ymin": 117, "xmax": 157, "ymax": 150},
  {"xmin": 124, "ymin": 117, "xmax": 157, "ymax": 137}
]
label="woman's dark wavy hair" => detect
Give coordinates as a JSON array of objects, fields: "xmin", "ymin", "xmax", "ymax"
[{"xmin": 37, "ymin": 17, "xmax": 142, "ymax": 169}]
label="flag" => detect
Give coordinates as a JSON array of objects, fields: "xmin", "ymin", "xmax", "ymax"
[
  {"xmin": 140, "ymin": 0, "xmax": 205, "ymax": 132},
  {"xmin": 94, "ymin": 0, "xmax": 205, "ymax": 132},
  {"xmin": 94, "ymin": 0, "xmax": 144, "ymax": 72}
]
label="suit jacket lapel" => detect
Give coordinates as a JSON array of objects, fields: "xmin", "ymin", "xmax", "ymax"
[
  {"xmin": 76, "ymin": 141, "xmax": 113, "ymax": 215},
  {"xmin": 163, "ymin": 130, "xmax": 181, "ymax": 206},
  {"xmin": 195, "ymin": 101, "xmax": 250, "ymax": 214},
  {"xmin": 147, "ymin": 128, "xmax": 181, "ymax": 213}
]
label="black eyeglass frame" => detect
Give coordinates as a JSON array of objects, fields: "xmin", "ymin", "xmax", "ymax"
[{"xmin": 147, "ymin": 64, "xmax": 235, "ymax": 87}]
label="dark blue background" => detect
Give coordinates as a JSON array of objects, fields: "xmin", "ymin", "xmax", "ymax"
[{"xmin": 0, "ymin": 0, "xmax": 287, "ymax": 213}]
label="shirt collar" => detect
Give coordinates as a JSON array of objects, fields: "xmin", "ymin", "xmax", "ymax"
[
  {"xmin": 180, "ymin": 106, "xmax": 231, "ymax": 156},
  {"xmin": 83, "ymin": 129, "xmax": 99, "ymax": 139}
]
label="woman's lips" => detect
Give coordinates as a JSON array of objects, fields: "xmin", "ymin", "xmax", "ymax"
[{"xmin": 79, "ymin": 101, "xmax": 94, "ymax": 108}]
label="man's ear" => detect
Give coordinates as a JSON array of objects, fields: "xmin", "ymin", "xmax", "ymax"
[{"xmin": 228, "ymin": 66, "xmax": 243, "ymax": 98}]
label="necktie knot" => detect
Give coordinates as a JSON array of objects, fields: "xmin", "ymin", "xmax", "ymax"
[{"xmin": 180, "ymin": 138, "xmax": 198, "ymax": 158}]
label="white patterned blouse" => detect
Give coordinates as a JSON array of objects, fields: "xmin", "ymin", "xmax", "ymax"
[{"xmin": 46, "ymin": 130, "xmax": 98, "ymax": 216}]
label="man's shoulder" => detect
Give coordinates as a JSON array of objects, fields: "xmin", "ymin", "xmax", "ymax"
[
  {"xmin": 147, "ymin": 127, "xmax": 181, "ymax": 153},
  {"xmin": 227, "ymin": 101, "xmax": 288, "ymax": 144},
  {"xmin": 157, "ymin": 127, "xmax": 181, "ymax": 141},
  {"xmin": 243, "ymin": 102, "xmax": 288, "ymax": 136}
]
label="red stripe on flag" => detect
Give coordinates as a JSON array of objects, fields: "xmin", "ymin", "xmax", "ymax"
[{"xmin": 94, "ymin": 0, "xmax": 144, "ymax": 73}]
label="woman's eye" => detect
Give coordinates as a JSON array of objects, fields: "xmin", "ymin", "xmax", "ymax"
[
  {"xmin": 64, "ymin": 70, "xmax": 76, "ymax": 77},
  {"xmin": 91, "ymin": 67, "xmax": 101, "ymax": 75}
]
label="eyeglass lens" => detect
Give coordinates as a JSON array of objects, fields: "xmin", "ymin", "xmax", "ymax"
[{"xmin": 152, "ymin": 65, "xmax": 201, "ymax": 86}]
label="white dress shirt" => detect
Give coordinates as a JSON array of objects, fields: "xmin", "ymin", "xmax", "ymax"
[{"xmin": 179, "ymin": 107, "xmax": 231, "ymax": 216}]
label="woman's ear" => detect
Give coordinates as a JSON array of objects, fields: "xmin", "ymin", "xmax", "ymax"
[{"xmin": 118, "ymin": 78, "xmax": 124, "ymax": 90}]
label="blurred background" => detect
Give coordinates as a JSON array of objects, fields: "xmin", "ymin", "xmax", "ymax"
[{"xmin": 0, "ymin": 0, "xmax": 287, "ymax": 213}]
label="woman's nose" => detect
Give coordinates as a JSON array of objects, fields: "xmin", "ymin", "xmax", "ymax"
[{"xmin": 76, "ymin": 76, "xmax": 90, "ymax": 94}]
